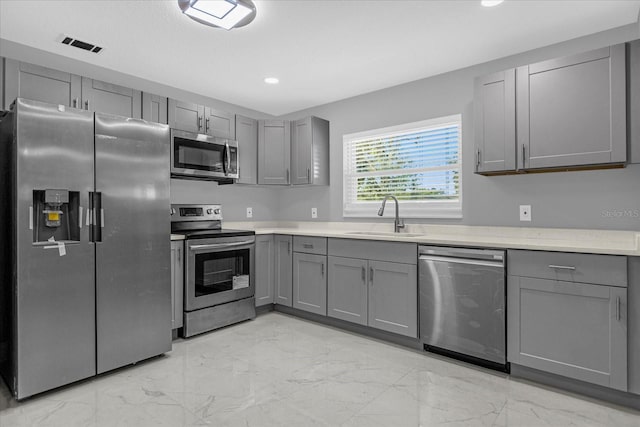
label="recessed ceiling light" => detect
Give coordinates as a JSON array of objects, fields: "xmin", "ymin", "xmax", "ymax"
[
  {"xmin": 264, "ymin": 77, "xmax": 279, "ymax": 85},
  {"xmin": 481, "ymin": 0, "xmax": 504, "ymax": 7}
]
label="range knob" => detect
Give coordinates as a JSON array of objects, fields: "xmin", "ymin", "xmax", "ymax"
[
  {"xmin": 170, "ymin": 208, "xmax": 176, "ymax": 216},
  {"xmin": 214, "ymin": 208, "xmax": 221, "ymax": 215},
  {"xmin": 206, "ymin": 208, "xmax": 213, "ymax": 215}
]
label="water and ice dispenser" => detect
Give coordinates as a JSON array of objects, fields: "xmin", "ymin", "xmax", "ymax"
[{"xmin": 32, "ymin": 189, "xmax": 80, "ymax": 244}]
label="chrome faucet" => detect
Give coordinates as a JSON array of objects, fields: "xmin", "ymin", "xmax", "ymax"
[{"xmin": 377, "ymin": 195, "xmax": 405, "ymax": 233}]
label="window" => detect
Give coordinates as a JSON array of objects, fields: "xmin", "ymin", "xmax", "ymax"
[{"xmin": 343, "ymin": 115, "xmax": 462, "ymax": 218}]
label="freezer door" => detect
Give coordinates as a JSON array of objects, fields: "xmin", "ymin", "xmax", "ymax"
[
  {"xmin": 94, "ymin": 113, "xmax": 171, "ymax": 374},
  {"xmin": 14, "ymin": 99, "xmax": 96, "ymax": 399}
]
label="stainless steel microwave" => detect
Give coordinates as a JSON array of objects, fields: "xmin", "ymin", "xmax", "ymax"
[{"xmin": 170, "ymin": 129, "xmax": 238, "ymax": 181}]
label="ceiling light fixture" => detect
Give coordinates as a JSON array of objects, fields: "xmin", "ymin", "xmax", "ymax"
[
  {"xmin": 481, "ymin": 0, "xmax": 505, "ymax": 7},
  {"xmin": 264, "ymin": 77, "xmax": 279, "ymax": 85},
  {"xmin": 178, "ymin": 0, "xmax": 256, "ymax": 30}
]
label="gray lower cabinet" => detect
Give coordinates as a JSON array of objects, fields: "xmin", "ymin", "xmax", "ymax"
[
  {"xmin": 170, "ymin": 241, "xmax": 184, "ymax": 330},
  {"xmin": 291, "ymin": 116, "xmax": 330, "ymax": 185},
  {"xmin": 516, "ymin": 44, "xmax": 626, "ymax": 169},
  {"xmin": 142, "ymin": 93, "xmax": 168, "ymax": 124},
  {"xmin": 258, "ymin": 120, "xmax": 291, "ymax": 185},
  {"xmin": 236, "ymin": 115, "xmax": 258, "ymax": 184},
  {"xmin": 474, "ymin": 69, "xmax": 516, "ymax": 173},
  {"xmin": 81, "ymin": 77, "xmax": 141, "ymax": 118},
  {"xmin": 274, "ymin": 235, "xmax": 293, "ymax": 306},
  {"xmin": 507, "ymin": 250, "xmax": 628, "ymax": 391},
  {"xmin": 255, "ymin": 235, "xmax": 274, "ymax": 307},
  {"xmin": 368, "ymin": 260, "xmax": 417, "ymax": 338},
  {"xmin": 3, "ymin": 59, "xmax": 81, "ymax": 109},
  {"xmin": 327, "ymin": 256, "xmax": 368, "ymax": 325},
  {"xmin": 293, "ymin": 252, "xmax": 327, "ymax": 315}
]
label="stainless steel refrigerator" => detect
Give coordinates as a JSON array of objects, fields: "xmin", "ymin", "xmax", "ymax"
[{"xmin": 0, "ymin": 98, "xmax": 172, "ymax": 400}]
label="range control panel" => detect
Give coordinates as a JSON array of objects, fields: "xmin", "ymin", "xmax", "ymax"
[{"xmin": 170, "ymin": 204, "xmax": 222, "ymax": 221}]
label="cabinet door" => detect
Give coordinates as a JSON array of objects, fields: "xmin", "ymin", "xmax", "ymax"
[
  {"xmin": 204, "ymin": 107, "xmax": 235, "ymax": 139},
  {"xmin": 236, "ymin": 115, "xmax": 258, "ymax": 184},
  {"xmin": 474, "ymin": 69, "xmax": 516, "ymax": 173},
  {"xmin": 293, "ymin": 253, "xmax": 327, "ymax": 315},
  {"xmin": 4, "ymin": 59, "xmax": 81, "ymax": 109},
  {"xmin": 258, "ymin": 120, "xmax": 291, "ymax": 185},
  {"xmin": 170, "ymin": 241, "xmax": 184, "ymax": 330},
  {"xmin": 327, "ymin": 256, "xmax": 368, "ymax": 326},
  {"xmin": 508, "ymin": 276, "xmax": 627, "ymax": 391},
  {"xmin": 291, "ymin": 117, "xmax": 312, "ymax": 184},
  {"xmin": 274, "ymin": 235, "xmax": 293, "ymax": 306},
  {"xmin": 255, "ymin": 235, "xmax": 274, "ymax": 307},
  {"xmin": 168, "ymin": 99, "xmax": 204, "ymax": 133},
  {"xmin": 629, "ymin": 40, "xmax": 640, "ymax": 164},
  {"xmin": 368, "ymin": 260, "xmax": 417, "ymax": 338},
  {"xmin": 81, "ymin": 78, "xmax": 141, "ymax": 118},
  {"xmin": 142, "ymin": 93, "xmax": 168, "ymax": 124},
  {"xmin": 517, "ymin": 44, "xmax": 626, "ymax": 169}
]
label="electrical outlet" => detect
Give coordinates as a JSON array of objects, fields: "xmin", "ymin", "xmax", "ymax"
[
  {"xmin": 520, "ymin": 205, "xmax": 532, "ymax": 222},
  {"xmin": 311, "ymin": 207, "xmax": 318, "ymax": 219},
  {"xmin": 246, "ymin": 207, "xmax": 253, "ymax": 218}
]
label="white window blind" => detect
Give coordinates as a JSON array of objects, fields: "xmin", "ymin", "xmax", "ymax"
[{"xmin": 343, "ymin": 115, "xmax": 462, "ymax": 218}]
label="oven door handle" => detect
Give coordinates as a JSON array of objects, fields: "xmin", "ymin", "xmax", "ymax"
[{"xmin": 189, "ymin": 240, "xmax": 255, "ymax": 251}]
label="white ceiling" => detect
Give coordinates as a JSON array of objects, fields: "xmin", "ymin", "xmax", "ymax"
[{"xmin": 1, "ymin": 0, "xmax": 639, "ymax": 116}]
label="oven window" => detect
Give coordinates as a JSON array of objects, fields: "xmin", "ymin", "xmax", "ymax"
[
  {"xmin": 194, "ymin": 248, "xmax": 250, "ymax": 296},
  {"xmin": 174, "ymin": 137, "xmax": 224, "ymax": 173}
]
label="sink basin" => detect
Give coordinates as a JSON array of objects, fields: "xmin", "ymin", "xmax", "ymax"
[{"xmin": 345, "ymin": 231, "xmax": 424, "ymax": 238}]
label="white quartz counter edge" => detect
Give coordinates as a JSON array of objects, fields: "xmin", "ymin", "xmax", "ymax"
[
  {"xmin": 248, "ymin": 228, "xmax": 640, "ymax": 256},
  {"xmin": 171, "ymin": 234, "xmax": 185, "ymax": 241}
]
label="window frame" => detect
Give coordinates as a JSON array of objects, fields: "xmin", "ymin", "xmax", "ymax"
[{"xmin": 342, "ymin": 114, "xmax": 463, "ymax": 219}]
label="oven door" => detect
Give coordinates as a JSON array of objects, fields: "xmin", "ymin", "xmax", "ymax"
[
  {"xmin": 185, "ymin": 236, "xmax": 255, "ymax": 311},
  {"xmin": 171, "ymin": 129, "xmax": 233, "ymax": 179}
]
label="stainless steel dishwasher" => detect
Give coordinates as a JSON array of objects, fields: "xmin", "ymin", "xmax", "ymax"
[{"xmin": 419, "ymin": 246, "xmax": 507, "ymax": 371}]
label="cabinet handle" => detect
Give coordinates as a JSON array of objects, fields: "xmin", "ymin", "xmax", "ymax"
[
  {"xmin": 522, "ymin": 144, "xmax": 526, "ymax": 167},
  {"xmin": 205, "ymin": 117, "xmax": 210, "ymax": 133},
  {"xmin": 286, "ymin": 169, "xmax": 290, "ymax": 184},
  {"xmin": 370, "ymin": 267, "xmax": 374, "ymax": 284},
  {"xmin": 616, "ymin": 297, "xmax": 621, "ymax": 321},
  {"xmin": 73, "ymin": 98, "xmax": 79, "ymax": 108},
  {"xmin": 321, "ymin": 263, "xmax": 325, "ymax": 277},
  {"xmin": 307, "ymin": 168, "xmax": 311, "ymax": 183},
  {"xmin": 198, "ymin": 116, "xmax": 203, "ymax": 130},
  {"xmin": 287, "ymin": 241, "xmax": 291, "ymax": 254},
  {"xmin": 476, "ymin": 148, "xmax": 481, "ymax": 168},
  {"xmin": 548, "ymin": 265, "xmax": 576, "ymax": 271},
  {"xmin": 85, "ymin": 100, "xmax": 90, "ymax": 110},
  {"xmin": 361, "ymin": 266, "xmax": 366, "ymax": 282},
  {"xmin": 177, "ymin": 247, "xmax": 181, "ymax": 263},
  {"xmin": 303, "ymin": 243, "xmax": 313, "ymax": 249}
]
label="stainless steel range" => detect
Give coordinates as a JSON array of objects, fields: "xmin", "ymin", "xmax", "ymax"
[{"xmin": 171, "ymin": 204, "xmax": 255, "ymax": 337}]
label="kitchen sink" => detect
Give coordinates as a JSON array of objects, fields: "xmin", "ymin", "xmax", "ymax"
[{"xmin": 345, "ymin": 231, "xmax": 424, "ymax": 238}]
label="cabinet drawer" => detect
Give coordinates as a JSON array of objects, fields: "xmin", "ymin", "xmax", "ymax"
[
  {"xmin": 328, "ymin": 238, "xmax": 417, "ymax": 265},
  {"xmin": 293, "ymin": 236, "xmax": 327, "ymax": 255},
  {"xmin": 508, "ymin": 250, "xmax": 627, "ymax": 287}
]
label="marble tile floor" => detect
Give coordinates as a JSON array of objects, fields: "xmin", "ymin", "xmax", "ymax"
[{"xmin": 1, "ymin": 312, "xmax": 639, "ymax": 426}]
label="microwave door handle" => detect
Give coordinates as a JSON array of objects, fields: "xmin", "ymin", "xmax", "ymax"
[{"xmin": 225, "ymin": 142, "xmax": 231, "ymax": 176}]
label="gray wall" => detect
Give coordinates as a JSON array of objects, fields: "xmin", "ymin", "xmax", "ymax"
[{"xmin": 280, "ymin": 23, "xmax": 640, "ymax": 230}]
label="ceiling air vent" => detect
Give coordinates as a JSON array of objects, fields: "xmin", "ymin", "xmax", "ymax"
[{"xmin": 61, "ymin": 36, "xmax": 103, "ymax": 54}]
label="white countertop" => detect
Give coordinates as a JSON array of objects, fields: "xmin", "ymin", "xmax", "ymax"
[
  {"xmin": 223, "ymin": 221, "xmax": 640, "ymax": 256},
  {"xmin": 171, "ymin": 234, "xmax": 185, "ymax": 241}
]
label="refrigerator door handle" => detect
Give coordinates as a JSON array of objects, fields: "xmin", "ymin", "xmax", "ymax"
[
  {"xmin": 100, "ymin": 208, "xmax": 105, "ymax": 228},
  {"xmin": 29, "ymin": 206, "xmax": 33, "ymax": 230},
  {"xmin": 79, "ymin": 206, "xmax": 83, "ymax": 229}
]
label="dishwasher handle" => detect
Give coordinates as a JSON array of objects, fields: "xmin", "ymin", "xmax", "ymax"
[{"xmin": 419, "ymin": 254, "xmax": 505, "ymax": 268}]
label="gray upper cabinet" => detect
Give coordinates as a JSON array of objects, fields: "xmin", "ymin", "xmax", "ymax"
[
  {"xmin": 327, "ymin": 256, "xmax": 368, "ymax": 325},
  {"xmin": 235, "ymin": 115, "xmax": 258, "ymax": 184},
  {"xmin": 368, "ymin": 260, "xmax": 417, "ymax": 338},
  {"xmin": 258, "ymin": 120, "xmax": 291, "ymax": 185},
  {"xmin": 81, "ymin": 77, "xmax": 141, "ymax": 119},
  {"xmin": 629, "ymin": 40, "xmax": 640, "ymax": 164},
  {"xmin": 204, "ymin": 107, "xmax": 235, "ymax": 139},
  {"xmin": 3, "ymin": 59, "xmax": 81, "ymax": 109},
  {"xmin": 293, "ymin": 252, "xmax": 327, "ymax": 315},
  {"xmin": 168, "ymin": 99, "xmax": 235, "ymax": 138},
  {"xmin": 142, "ymin": 93, "xmax": 168, "ymax": 124},
  {"xmin": 274, "ymin": 235, "xmax": 293, "ymax": 307},
  {"xmin": 255, "ymin": 235, "xmax": 274, "ymax": 307},
  {"xmin": 170, "ymin": 240, "xmax": 184, "ymax": 330},
  {"xmin": 291, "ymin": 116, "xmax": 330, "ymax": 185},
  {"xmin": 507, "ymin": 250, "xmax": 628, "ymax": 391},
  {"xmin": 516, "ymin": 44, "xmax": 626, "ymax": 170},
  {"xmin": 168, "ymin": 99, "xmax": 204, "ymax": 133},
  {"xmin": 474, "ymin": 69, "xmax": 516, "ymax": 173}
]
